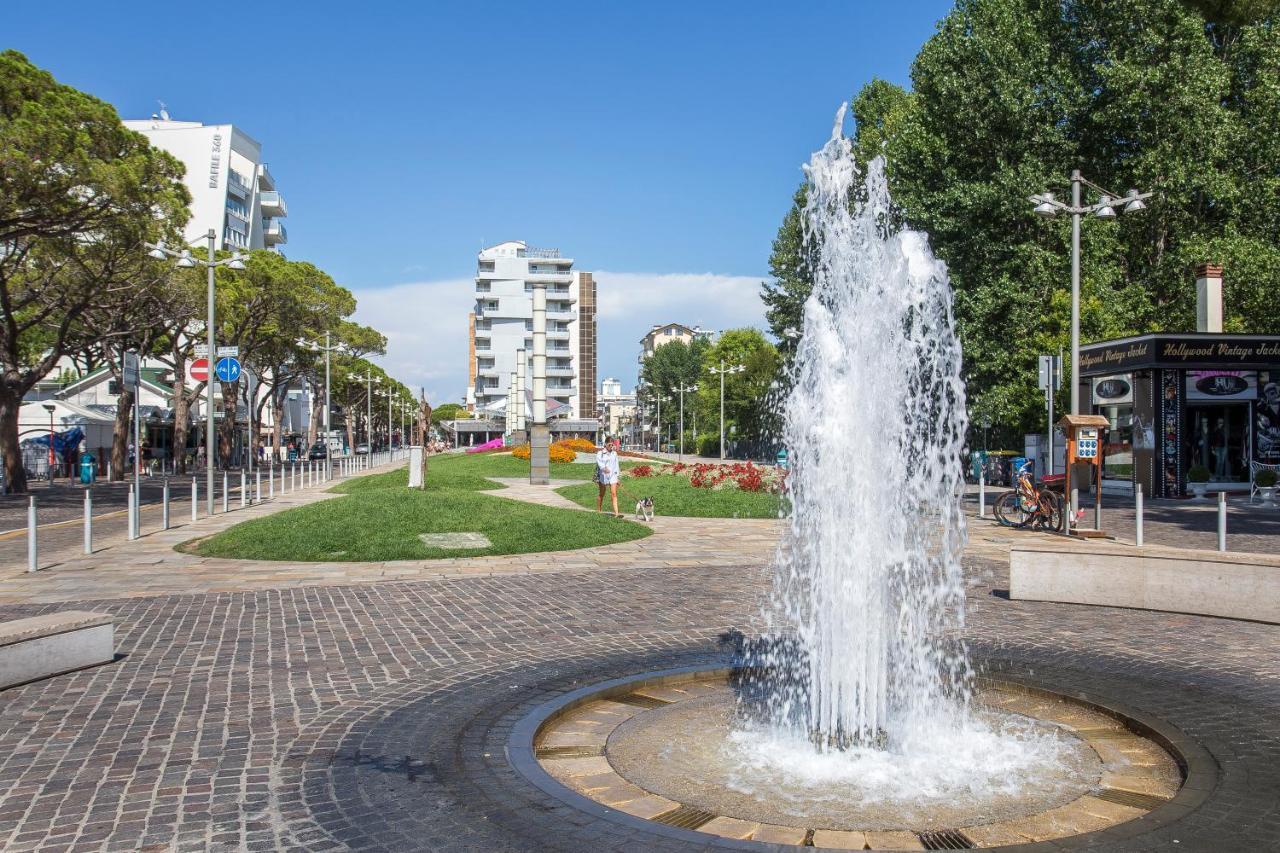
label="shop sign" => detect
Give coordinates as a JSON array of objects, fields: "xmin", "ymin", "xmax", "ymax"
[
  {"xmin": 1093, "ymin": 375, "xmax": 1132, "ymax": 403},
  {"xmin": 1080, "ymin": 334, "xmax": 1280, "ymax": 374},
  {"xmin": 1256, "ymin": 378, "xmax": 1280, "ymax": 464},
  {"xmin": 1185, "ymin": 370, "xmax": 1255, "ymax": 401}
]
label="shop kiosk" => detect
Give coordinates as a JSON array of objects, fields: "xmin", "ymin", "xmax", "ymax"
[{"xmin": 1058, "ymin": 413, "xmax": 1110, "ymax": 537}]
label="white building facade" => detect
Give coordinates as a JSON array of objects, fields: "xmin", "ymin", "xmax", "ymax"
[
  {"xmin": 467, "ymin": 241, "xmax": 596, "ymax": 419},
  {"xmin": 123, "ymin": 116, "xmax": 288, "ymax": 253}
]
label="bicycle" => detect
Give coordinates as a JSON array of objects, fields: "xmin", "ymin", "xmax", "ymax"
[{"xmin": 993, "ymin": 462, "xmax": 1063, "ymax": 532}]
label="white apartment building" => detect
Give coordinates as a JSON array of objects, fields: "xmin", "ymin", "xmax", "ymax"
[
  {"xmin": 467, "ymin": 241, "xmax": 597, "ymax": 419},
  {"xmin": 123, "ymin": 113, "xmax": 288, "ymax": 253}
]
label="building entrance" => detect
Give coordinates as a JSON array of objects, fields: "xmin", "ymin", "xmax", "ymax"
[{"xmin": 1185, "ymin": 404, "xmax": 1249, "ymax": 482}]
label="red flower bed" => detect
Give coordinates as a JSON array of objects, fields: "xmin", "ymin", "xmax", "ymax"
[{"xmin": 630, "ymin": 465, "xmax": 654, "ymax": 477}]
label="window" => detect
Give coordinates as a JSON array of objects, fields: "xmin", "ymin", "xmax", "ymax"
[{"xmin": 476, "ymin": 282, "xmax": 491, "ymax": 293}]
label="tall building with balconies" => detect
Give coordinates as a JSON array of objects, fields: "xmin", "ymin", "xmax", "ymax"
[
  {"xmin": 123, "ymin": 113, "xmax": 288, "ymax": 253},
  {"xmin": 466, "ymin": 241, "xmax": 596, "ymax": 419}
]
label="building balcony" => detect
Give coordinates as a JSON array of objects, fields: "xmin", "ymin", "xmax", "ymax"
[
  {"xmin": 547, "ymin": 329, "xmax": 570, "ymax": 339},
  {"xmin": 526, "ymin": 271, "xmax": 573, "ymax": 283},
  {"xmin": 259, "ymin": 191, "xmax": 287, "ymax": 218},
  {"xmin": 258, "ymin": 164, "xmax": 276, "ymax": 191},
  {"xmin": 227, "ymin": 170, "xmax": 251, "ymax": 198},
  {"xmin": 546, "ymin": 366, "xmax": 575, "ymax": 377},
  {"xmin": 263, "ymin": 218, "xmax": 287, "ymax": 245}
]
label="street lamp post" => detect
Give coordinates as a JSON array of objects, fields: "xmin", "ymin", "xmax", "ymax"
[
  {"xmin": 1030, "ymin": 174, "xmax": 1152, "ymax": 415},
  {"xmin": 146, "ymin": 230, "xmax": 246, "ymax": 515},
  {"xmin": 310, "ymin": 331, "xmax": 344, "ymax": 474},
  {"xmin": 42, "ymin": 404, "xmax": 55, "ymax": 480},
  {"xmin": 708, "ymin": 359, "xmax": 744, "ymax": 461},
  {"xmin": 677, "ymin": 384, "xmax": 698, "ymax": 461},
  {"xmin": 352, "ymin": 372, "xmax": 379, "ymax": 451}
]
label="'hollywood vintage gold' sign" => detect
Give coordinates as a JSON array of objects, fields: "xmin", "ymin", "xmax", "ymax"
[{"xmin": 1079, "ymin": 335, "xmax": 1280, "ymax": 374}]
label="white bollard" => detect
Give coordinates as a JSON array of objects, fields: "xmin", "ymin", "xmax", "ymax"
[
  {"xmin": 127, "ymin": 486, "xmax": 137, "ymax": 541},
  {"xmin": 27, "ymin": 496, "xmax": 37, "ymax": 572},
  {"xmin": 107, "ymin": 460, "xmax": 112, "ymax": 480},
  {"xmin": 222, "ymin": 471, "xmax": 229, "ymax": 514},
  {"xmin": 240, "ymin": 470, "xmax": 246, "ymax": 508},
  {"xmin": 84, "ymin": 489, "xmax": 93, "ymax": 554},
  {"xmin": 192, "ymin": 477, "xmax": 198, "ymax": 521},
  {"xmin": 255, "ymin": 469, "xmax": 261, "ymax": 503},
  {"xmin": 162, "ymin": 479, "xmax": 170, "ymax": 530},
  {"xmin": 1218, "ymin": 491, "xmax": 1227, "ymax": 552},
  {"xmin": 269, "ymin": 466, "xmax": 274, "ymax": 499},
  {"xmin": 978, "ymin": 468, "xmax": 986, "ymax": 518},
  {"xmin": 1134, "ymin": 483, "xmax": 1143, "ymax": 547}
]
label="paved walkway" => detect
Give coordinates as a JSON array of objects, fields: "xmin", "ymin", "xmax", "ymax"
[{"xmin": 0, "ymin": 467, "xmax": 1276, "ymax": 851}]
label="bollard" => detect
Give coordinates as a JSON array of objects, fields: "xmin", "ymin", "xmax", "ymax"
[
  {"xmin": 255, "ymin": 469, "xmax": 261, "ymax": 503},
  {"xmin": 978, "ymin": 468, "xmax": 986, "ymax": 518},
  {"xmin": 240, "ymin": 470, "xmax": 246, "ymax": 508},
  {"xmin": 162, "ymin": 479, "xmax": 170, "ymax": 531},
  {"xmin": 1218, "ymin": 491, "xmax": 1227, "ymax": 552},
  {"xmin": 27, "ymin": 496, "xmax": 37, "ymax": 572},
  {"xmin": 222, "ymin": 471, "xmax": 229, "ymax": 514},
  {"xmin": 127, "ymin": 486, "xmax": 137, "ymax": 541},
  {"xmin": 192, "ymin": 477, "xmax": 199, "ymax": 521},
  {"xmin": 294, "ymin": 463, "xmax": 299, "ymax": 491},
  {"xmin": 107, "ymin": 460, "xmax": 112, "ymax": 480},
  {"xmin": 1134, "ymin": 483, "xmax": 1143, "ymax": 547},
  {"xmin": 269, "ymin": 466, "xmax": 274, "ymax": 499},
  {"xmin": 84, "ymin": 489, "xmax": 93, "ymax": 554}
]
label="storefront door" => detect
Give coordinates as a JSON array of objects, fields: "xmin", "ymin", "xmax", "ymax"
[{"xmin": 1185, "ymin": 404, "xmax": 1249, "ymax": 482}]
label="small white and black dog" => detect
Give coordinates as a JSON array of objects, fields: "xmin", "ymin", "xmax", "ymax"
[{"xmin": 635, "ymin": 496, "xmax": 655, "ymax": 522}]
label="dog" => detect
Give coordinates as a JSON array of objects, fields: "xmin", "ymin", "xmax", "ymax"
[{"xmin": 635, "ymin": 496, "xmax": 655, "ymax": 522}]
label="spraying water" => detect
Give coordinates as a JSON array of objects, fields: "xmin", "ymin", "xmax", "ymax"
[{"xmin": 759, "ymin": 105, "xmax": 971, "ymax": 750}]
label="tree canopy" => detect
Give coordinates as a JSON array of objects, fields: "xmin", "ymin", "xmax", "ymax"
[{"xmin": 763, "ymin": 0, "xmax": 1280, "ymax": 445}]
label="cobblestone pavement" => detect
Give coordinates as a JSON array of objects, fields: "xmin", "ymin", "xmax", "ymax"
[{"xmin": 0, "ymin": 472, "xmax": 1275, "ymax": 851}]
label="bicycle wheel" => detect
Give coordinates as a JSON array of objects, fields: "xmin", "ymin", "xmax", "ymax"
[
  {"xmin": 993, "ymin": 491, "xmax": 1033, "ymax": 527},
  {"xmin": 1035, "ymin": 490, "xmax": 1063, "ymax": 532}
]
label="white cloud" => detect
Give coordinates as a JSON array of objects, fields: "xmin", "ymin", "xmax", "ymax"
[{"xmin": 351, "ymin": 269, "xmax": 770, "ymax": 405}]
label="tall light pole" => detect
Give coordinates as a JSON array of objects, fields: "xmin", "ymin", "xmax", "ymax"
[
  {"xmin": 677, "ymin": 384, "xmax": 698, "ymax": 461},
  {"xmin": 1030, "ymin": 176, "xmax": 1152, "ymax": 415},
  {"xmin": 708, "ymin": 359, "xmax": 744, "ymax": 461},
  {"xmin": 309, "ymin": 331, "xmax": 344, "ymax": 471},
  {"xmin": 530, "ymin": 281, "xmax": 550, "ymax": 483},
  {"xmin": 352, "ymin": 372, "xmax": 379, "ymax": 449},
  {"xmin": 147, "ymin": 230, "xmax": 245, "ymax": 515}
]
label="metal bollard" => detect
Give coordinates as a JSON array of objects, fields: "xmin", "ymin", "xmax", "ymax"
[
  {"xmin": 222, "ymin": 471, "xmax": 229, "ymax": 514},
  {"xmin": 84, "ymin": 489, "xmax": 93, "ymax": 554},
  {"xmin": 27, "ymin": 496, "xmax": 37, "ymax": 572},
  {"xmin": 240, "ymin": 470, "xmax": 246, "ymax": 508},
  {"xmin": 107, "ymin": 460, "xmax": 112, "ymax": 480},
  {"xmin": 192, "ymin": 477, "xmax": 198, "ymax": 521},
  {"xmin": 1218, "ymin": 491, "xmax": 1227, "ymax": 552},
  {"xmin": 127, "ymin": 486, "xmax": 137, "ymax": 541},
  {"xmin": 269, "ymin": 466, "xmax": 274, "ymax": 499},
  {"xmin": 978, "ymin": 469, "xmax": 986, "ymax": 518},
  {"xmin": 162, "ymin": 479, "xmax": 170, "ymax": 530},
  {"xmin": 1134, "ymin": 483, "xmax": 1143, "ymax": 547},
  {"xmin": 255, "ymin": 469, "xmax": 261, "ymax": 503}
]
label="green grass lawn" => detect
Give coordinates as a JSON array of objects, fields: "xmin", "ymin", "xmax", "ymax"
[
  {"xmin": 555, "ymin": 472, "xmax": 787, "ymax": 519},
  {"xmin": 189, "ymin": 459, "xmax": 651, "ymax": 562},
  {"xmin": 402, "ymin": 450, "xmax": 640, "ymax": 485}
]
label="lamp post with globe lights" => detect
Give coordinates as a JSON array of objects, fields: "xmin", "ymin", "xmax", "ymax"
[
  {"xmin": 676, "ymin": 384, "xmax": 699, "ymax": 461},
  {"xmin": 145, "ymin": 230, "xmax": 246, "ymax": 515},
  {"xmin": 708, "ymin": 360, "xmax": 745, "ymax": 461},
  {"xmin": 1029, "ymin": 173, "xmax": 1153, "ymax": 415}
]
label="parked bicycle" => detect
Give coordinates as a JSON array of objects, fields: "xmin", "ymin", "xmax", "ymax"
[{"xmin": 993, "ymin": 462, "xmax": 1063, "ymax": 532}]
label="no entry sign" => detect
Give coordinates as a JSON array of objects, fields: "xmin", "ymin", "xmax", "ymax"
[{"xmin": 189, "ymin": 357, "xmax": 210, "ymax": 382}]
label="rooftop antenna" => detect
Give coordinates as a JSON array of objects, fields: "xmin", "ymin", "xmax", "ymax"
[{"xmin": 158, "ymin": 100, "xmax": 170, "ymax": 121}]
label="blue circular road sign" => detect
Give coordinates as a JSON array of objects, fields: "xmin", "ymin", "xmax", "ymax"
[{"xmin": 215, "ymin": 356, "xmax": 242, "ymax": 383}]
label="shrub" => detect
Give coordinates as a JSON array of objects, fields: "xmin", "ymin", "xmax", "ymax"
[
  {"xmin": 557, "ymin": 437, "xmax": 597, "ymax": 452},
  {"xmin": 1255, "ymin": 468, "xmax": 1277, "ymax": 487},
  {"xmin": 511, "ymin": 442, "xmax": 576, "ymax": 463},
  {"xmin": 1187, "ymin": 464, "xmax": 1211, "ymax": 483},
  {"xmin": 511, "ymin": 443, "xmax": 530, "ymax": 460},
  {"xmin": 696, "ymin": 433, "xmax": 721, "ymax": 458},
  {"xmin": 630, "ymin": 465, "xmax": 654, "ymax": 477}
]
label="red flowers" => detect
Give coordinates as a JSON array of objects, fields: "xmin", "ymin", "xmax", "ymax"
[
  {"xmin": 630, "ymin": 465, "xmax": 654, "ymax": 477},
  {"xmin": 628, "ymin": 460, "xmax": 779, "ymax": 492}
]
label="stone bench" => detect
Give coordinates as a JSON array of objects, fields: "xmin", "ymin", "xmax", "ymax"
[
  {"xmin": 1010, "ymin": 542, "xmax": 1280, "ymax": 624},
  {"xmin": 0, "ymin": 611, "xmax": 115, "ymax": 690}
]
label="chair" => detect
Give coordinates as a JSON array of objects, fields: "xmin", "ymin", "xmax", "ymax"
[{"xmin": 1249, "ymin": 461, "xmax": 1280, "ymax": 504}]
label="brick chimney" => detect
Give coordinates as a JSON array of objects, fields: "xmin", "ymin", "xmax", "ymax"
[{"xmin": 1195, "ymin": 263, "xmax": 1223, "ymax": 333}]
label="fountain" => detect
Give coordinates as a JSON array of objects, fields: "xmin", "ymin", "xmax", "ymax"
[{"xmin": 518, "ymin": 106, "xmax": 1186, "ymax": 849}]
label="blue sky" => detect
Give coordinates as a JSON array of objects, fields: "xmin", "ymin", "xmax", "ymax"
[{"xmin": 10, "ymin": 0, "xmax": 953, "ymax": 403}]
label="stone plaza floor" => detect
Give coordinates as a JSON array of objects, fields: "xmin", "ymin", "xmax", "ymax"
[{"xmin": 0, "ymin": 465, "xmax": 1276, "ymax": 851}]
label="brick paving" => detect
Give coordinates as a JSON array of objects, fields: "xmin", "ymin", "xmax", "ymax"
[{"xmin": 0, "ymin": 469, "xmax": 1275, "ymax": 850}]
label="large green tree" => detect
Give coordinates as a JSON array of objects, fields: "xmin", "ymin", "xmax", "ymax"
[
  {"xmin": 638, "ymin": 337, "xmax": 708, "ymax": 449},
  {"xmin": 0, "ymin": 50, "xmax": 188, "ymax": 491},
  {"xmin": 763, "ymin": 0, "xmax": 1280, "ymax": 447},
  {"xmin": 695, "ymin": 329, "xmax": 780, "ymax": 456}
]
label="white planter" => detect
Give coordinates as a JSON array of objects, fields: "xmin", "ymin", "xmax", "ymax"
[{"xmin": 1190, "ymin": 482, "xmax": 1208, "ymax": 500}]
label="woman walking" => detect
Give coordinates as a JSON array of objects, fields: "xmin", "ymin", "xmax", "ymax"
[{"xmin": 594, "ymin": 437, "xmax": 621, "ymax": 517}]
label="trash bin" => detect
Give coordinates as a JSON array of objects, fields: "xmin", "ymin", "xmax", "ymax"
[
  {"xmin": 776, "ymin": 448, "xmax": 789, "ymax": 470},
  {"xmin": 969, "ymin": 450, "xmax": 988, "ymax": 482},
  {"xmin": 79, "ymin": 452, "xmax": 97, "ymax": 485}
]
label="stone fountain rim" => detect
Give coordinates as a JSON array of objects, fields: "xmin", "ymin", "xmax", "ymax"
[{"xmin": 507, "ymin": 663, "xmax": 1218, "ymax": 851}]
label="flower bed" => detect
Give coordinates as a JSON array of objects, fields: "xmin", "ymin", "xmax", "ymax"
[
  {"xmin": 511, "ymin": 442, "xmax": 576, "ymax": 463},
  {"xmin": 628, "ymin": 460, "xmax": 783, "ymax": 493}
]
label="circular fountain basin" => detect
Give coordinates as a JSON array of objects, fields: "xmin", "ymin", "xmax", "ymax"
[{"xmin": 521, "ymin": 668, "xmax": 1186, "ymax": 850}]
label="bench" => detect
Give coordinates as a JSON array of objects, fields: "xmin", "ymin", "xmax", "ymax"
[{"xmin": 0, "ymin": 611, "xmax": 115, "ymax": 690}]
